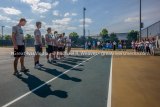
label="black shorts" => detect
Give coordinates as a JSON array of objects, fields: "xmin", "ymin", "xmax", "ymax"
[
  {"xmin": 46, "ymin": 45, "xmax": 53, "ymax": 54},
  {"xmin": 53, "ymin": 46, "xmax": 58, "ymax": 52},
  {"xmin": 63, "ymin": 46, "xmax": 66, "ymax": 52},
  {"xmin": 58, "ymin": 47, "xmax": 63, "ymax": 52},
  {"xmin": 14, "ymin": 45, "xmax": 25, "ymax": 57},
  {"xmin": 35, "ymin": 45, "xmax": 43, "ymax": 53}
]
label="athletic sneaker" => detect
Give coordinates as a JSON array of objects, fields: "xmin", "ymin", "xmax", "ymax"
[
  {"xmin": 20, "ymin": 68, "xmax": 29, "ymax": 73},
  {"xmin": 38, "ymin": 63, "xmax": 44, "ymax": 67},
  {"xmin": 47, "ymin": 60, "xmax": 51, "ymax": 63},
  {"xmin": 13, "ymin": 71, "xmax": 22, "ymax": 76},
  {"xmin": 51, "ymin": 60, "xmax": 56, "ymax": 63},
  {"xmin": 34, "ymin": 64, "xmax": 41, "ymax": 69}
]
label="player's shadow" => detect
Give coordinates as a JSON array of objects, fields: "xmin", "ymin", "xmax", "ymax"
[
  {"xmin": 61, "ymin": 60, "xmax": 78, "ymax": 65},
  {"xmin": 51, "ymin": 62, "xmax": 84, "ymax": 72},
  {"xmin": 17, "ymin": 73, "xmax": 68, "ymax": 98},
  {"xmin": 39, "ymin": 66, "xmax": 82, "ymax": 82},
  {"xmin": 62, "ymin": 58, "xmax": 84, "ymax": 63},
  {"xmin": 69, "ymin": 56, "xmax": 91, "ymax": 58},
  {"xmin": 53, "ymin": 62, "xmax": 73, "ymax": 70}
]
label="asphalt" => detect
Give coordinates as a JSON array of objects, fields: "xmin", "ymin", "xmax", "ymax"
[{"xmin": 0, "ymin": 53, "xmax": 112, "ymax": 107}]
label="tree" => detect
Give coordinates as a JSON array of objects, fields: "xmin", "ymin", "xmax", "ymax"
[
  {"xmin": 87, "ymin": 36, "xmax": 94, "ymax": 42},
  {"xmin": 110, "ymin": 33, "xmax": 118, "ymax": 42},
  {"xmin": 100, "ymin": 28, "xmax": 109, "ymax": 41},
  {"xmin": 127, "ymin": 30, "xmax": 138, "ymax": 41},
  {"xmin": 69, "ymin": 32, "xmax": 79, "ymax": 45},
  {"xmin": 25, "ymin": 34, "xmax": 33, "ymax": 40},
  {"xmin": 4, "ymin": 35, "xmax": 11, "ymax": 40}
]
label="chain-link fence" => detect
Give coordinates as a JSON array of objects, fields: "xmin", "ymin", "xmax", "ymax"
[
  {"xmin": 142, "ymin": 21, "xmax": 160, "ymax": 38},
  {"xmin": 0, "ymin": 39, "xmax": 35, "ymax": 47}
]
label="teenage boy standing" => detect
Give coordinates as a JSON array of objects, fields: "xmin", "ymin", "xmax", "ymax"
[{"xmin": 12, "ymin": 18, "xmax": 29, "ymax": 76}]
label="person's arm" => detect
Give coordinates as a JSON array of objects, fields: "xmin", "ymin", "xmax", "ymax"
[
  {"xmin": 45, "ymin": 34, "xmax": 51, "ymax": 42},
  {"xmin": 12, "ymin": 27, "xmax": 18, "ymax": 49}
]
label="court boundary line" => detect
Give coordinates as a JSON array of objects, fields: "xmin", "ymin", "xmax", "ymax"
[
  {"xmin": 2, "ymin": 55, "xmax": 96, "ymax": 107},
  {"xmin": 107, "ymin": 55, "xmax": 112, "ymax": 107}
]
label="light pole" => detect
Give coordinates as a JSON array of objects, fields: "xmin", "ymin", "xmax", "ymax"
[
  {"xmin": 1, "ymin": 26, "xmax": 5, "ymax": 46},
  {"xmin": 140, "ymin": 0, "xmax": 142, "ymax": 41},
  {"xmin": 83, "ymin": 7, "xmax": 86, "ymax": 39}
]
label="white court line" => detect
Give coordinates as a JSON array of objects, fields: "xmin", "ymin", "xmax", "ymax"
[
  {"xmin": 0, "ymin": 59, "xmax": 14, "ymax": 63},
  {"xmin": 2, "ymin": 55, "xmax": 96, "ymax": 107},
  {"xmin": 107, "ymin": 55, "xmax": 113, "ymax": 107}
]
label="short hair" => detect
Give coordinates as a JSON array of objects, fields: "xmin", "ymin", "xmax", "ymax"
[
  {"xmin": 20, "ymin": 18, "xmax": 27, "ymax": 22},
  {"xmin": 36, "ymin": 22, "xmax": 41, "ymax": 27},
  {"xmin": 47, "ymin": 27, "xmax": 51, "ymax": 31},
  {"xmin": 54, "ymin": 31, "xmax": 58, "ymax": 34}
]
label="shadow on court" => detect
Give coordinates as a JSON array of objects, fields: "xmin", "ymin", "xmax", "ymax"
[
  {"xmin": 17, "ymin": 73, "xmax": 68, "ymax": 98},
  {"xmin": 39, "ymin": 66, "xmax": 82, "ymax": 82}
]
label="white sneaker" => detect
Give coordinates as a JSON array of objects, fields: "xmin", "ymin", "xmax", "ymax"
[{"xmin": 34, "ymin": 64, "xmax": 41, "ymax": 69}]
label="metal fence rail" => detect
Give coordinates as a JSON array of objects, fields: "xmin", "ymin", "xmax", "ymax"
[{"xmin": 142, "ymin": 20, "xmax": 160, "ymax": 38}]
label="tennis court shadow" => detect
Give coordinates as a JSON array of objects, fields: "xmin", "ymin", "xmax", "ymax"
[
  {"xmin": 40, "ymin": 66, "xmax": 82, "ymax": 82},
  {"xmin": 53, "ymin": 62, "xmax": 73, "ymax": 70},
  {"xmin": 69, "ymin": 56, "xmax": 91, "ymax": 58},
  {"xmin": 63, "ymin": 58, "xmax": 84, "ymax": 62},
  {"xmin": 17, "ymin": 73, "xmax": 68, "ymax": 98},
  {"xmin": 61, "ymin": 60, "xmax": 78, "ymax": 65}
]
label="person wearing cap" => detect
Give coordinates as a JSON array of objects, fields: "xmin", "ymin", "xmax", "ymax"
[
  {"xmin": 34, "ymin": 21, "xmax": 43, "ymax": 69},
  {"xmin": 12, "ymin": 18, "xmax": 29, "ymax": 76}
]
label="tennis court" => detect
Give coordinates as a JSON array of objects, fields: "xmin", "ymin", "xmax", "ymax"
[{"xmin": 0, "ymin": 47, "xmax": 160, "ymax": 107}]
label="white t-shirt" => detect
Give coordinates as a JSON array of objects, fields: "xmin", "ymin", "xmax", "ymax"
[
  {"xmin": 66, "ymin": 38, "xmax": 71, "ymax": 47},
  {"xmin": 113, "ymin": 42, "xmax": 116, "ymax": 45}
]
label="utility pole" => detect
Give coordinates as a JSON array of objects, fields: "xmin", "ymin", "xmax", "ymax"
[
  {"xmin": 83, "ymin": 7, "xmax": 86, "ymax": 38},
  {"xmin": 140, "ymin": 0, "xmax": 142, "ymax": 41},
  {"xmin": 1, "ymin": 26, "xmax": 5, "ymax": 46}
]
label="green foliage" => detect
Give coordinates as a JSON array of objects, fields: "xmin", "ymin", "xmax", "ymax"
[
  {"xmin": 4, "ymin": 35, "xmax": 11, "ymax": 40},
  {"xmin": 127, "ymin": 30, "xmax": 139, "ymax": 41},
  {"xmin": 69, "ymin": 32, "xmax": 79, "ymax": 44},
  {"xmin": 110, "ymin": 32, "xmax": 118, "ymax": 42},
  {"xmin": 25, "ymin": 34, "xmax": 34, "ymax": 40},
  {"xmin": 100, "ymin": 28, "xmax": 109, "ymax": 41}
]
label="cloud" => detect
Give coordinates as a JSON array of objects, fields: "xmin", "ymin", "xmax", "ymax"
[
  {"xmin": 31, "ymin": 2, "xmax": 52, "ymax": 13},
  {"xmin": 0, "ymin": 15, "xmax": 11, "ymax": 21},
  {"xmin": 80, "ymin": 18, "xmax": 93, "ymax": 24},
  {"xmin": 40, "ymin": 15, "xmax": 45, "ymax": 18},
  {"xmin": 53, "ymin": 10, "xmax": 60, "ymax": 16},
  {"xmin": 71, "ymin": 13, "xmax": 77, "ymax": 16},
  {"xmin": 64, "ymin": 12, "xmax": 77, "ymax": 17},
  {"xmin": 52, "ymin": 18, "xmax": 72, "ymax": 25},
  {"xmin": 21, "ymin": 0, "xmax": 53, "ymax": 13},
  {"xmin": 79, "ymin": 24, "xmax": 89, "ymax": 28},
  {"xmin": 67, "ymin": 26, "xmax": 77, "ymax": 30},
  {"xmin": 0, "ymin": 7, "xmax": 21, "ymax": 15},
  {"xmin": 72, "ymin": 0, "xmax": 78, "ymax": 3},
  {"xmin": 64, "ymin": 12, "xmax": 70, "ymax": 17},
  {"xmin": 124, "ymin": 17, "xmax": 139, "ymax": 23},
  {"xmin": 52, "ymin": 1, "xmax": 59, "ymax": 7}
]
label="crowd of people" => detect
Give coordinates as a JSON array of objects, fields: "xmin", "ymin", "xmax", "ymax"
[
  {"xmin": 85, "ymin": 40, "xmax": 127, "ymax": 51},
  {"xmin": 12, "ymin": 18, "xmax": 72, "ymax": 76},
  {"xmin": 131, "ymin": 38, "xmax": 156, "ymax": 55}
]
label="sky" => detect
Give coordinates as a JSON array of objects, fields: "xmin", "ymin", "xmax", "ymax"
[{"xmin": 0, "ymin": 0, "xmax": 160, "ymax": 36}]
